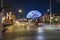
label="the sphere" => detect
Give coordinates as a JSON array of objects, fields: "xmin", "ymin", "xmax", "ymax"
[{"xmin": 26, "ymin": 10, "xmax": 42, "ymax": 19}]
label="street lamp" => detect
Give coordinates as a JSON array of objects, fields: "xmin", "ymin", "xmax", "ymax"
[
  {"xmin": 19, "ymin": 9, "xmax": 22, "ymax": 13},
  {"xmin": 47, "ymin": 0, "xmax": 52, "ymax": 24},
  {"xmin": 47, "ymin": 9, "xmax": 50, "ymax": 12},
  {"xmin": 18, "ymin": 9, "xmax": 22, "ymax": 18}
]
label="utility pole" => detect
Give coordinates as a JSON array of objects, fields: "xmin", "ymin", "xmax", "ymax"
[
  {"xmin": 0, "ymin": 0, "xmax": 4, "ymax": 40},
  {"xmin": 50, "ymin": 0, "xmax": 52, "ymax": 25}
]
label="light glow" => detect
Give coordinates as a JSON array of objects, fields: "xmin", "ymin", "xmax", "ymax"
[
  {"xmin": 19, "ymin": 10, "xmax": 22, "ymax": 13},
  {"xmin": 37, "ymin": 27, "xmax": 44, "ymax": 33}
]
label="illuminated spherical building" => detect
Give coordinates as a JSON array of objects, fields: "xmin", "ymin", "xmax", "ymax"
[{"xmin": 26, "ymin": 10, "xmax": 42, "ymax": 19}]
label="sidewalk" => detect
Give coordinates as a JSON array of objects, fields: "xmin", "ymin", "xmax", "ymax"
[{"xmin": 43, "ymin": 24, "xmax": 60, "ymax": 30}]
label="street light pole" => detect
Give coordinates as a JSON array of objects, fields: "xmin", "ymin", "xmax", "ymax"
[
  {"xmin": 50, "ymin": 0, "xmax": 52, "ymax": 25},
  {"xmin": 1, "ymin": 0, "xmax": 3, "ymax": 7},
  {"xmin": 18, "ymin": 9, "xmax": 22, "ymax": 18},
  {"xmin": 1, "ymin": 0, "xmax": 4, "ymax": 18},
  {"xmin": 0, "ymin": 0, "xmax": 4, "ymax": 40}
]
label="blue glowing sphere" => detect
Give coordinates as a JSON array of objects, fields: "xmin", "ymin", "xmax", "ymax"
[{"xmin": 26, "ymin": 10, "xmax": 42, "ymax": 19}]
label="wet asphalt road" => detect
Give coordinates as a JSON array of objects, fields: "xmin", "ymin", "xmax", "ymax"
[{"xmin": 3, "ymin": 26, "xmax": 60, "ymax": 40}]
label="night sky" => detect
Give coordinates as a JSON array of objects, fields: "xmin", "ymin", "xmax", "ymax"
[{"xmin": 3, "ymin": 0, "xmax": 60, "ymax": 18}]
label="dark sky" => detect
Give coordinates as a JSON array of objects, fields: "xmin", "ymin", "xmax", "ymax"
[{"xmin": 4, "ymin": 0, "xmax": 60, "ymax": 18}]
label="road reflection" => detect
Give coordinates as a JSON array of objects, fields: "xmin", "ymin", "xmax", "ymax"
[
  {"xmin": 3, "ymin": 25, "xmax": 60, "ymax": 40},
  {"xmin": 37, "ymin": 27, "xmax": 44, "ymax": 33},
  {"xmin": 36, "ymin": 36, "xmax": 44, "ymax": 40},
  {"xmin": 13, "ymin": 26, "xmax": 44, "ymax": 40},
  {"xmin": 36, "ymin": 27, "xmax": 45, "ymax": 40}
]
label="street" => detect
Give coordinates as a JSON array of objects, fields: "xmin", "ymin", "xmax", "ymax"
[
  {"xmin": 0, "ymin": 0, "xmax": 60, "ymax": 40},
  {"xmin": 3, "ymin": 25, "xmax": 60, "ymax": 40}
]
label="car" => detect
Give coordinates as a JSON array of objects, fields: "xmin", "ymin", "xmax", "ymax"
[{"xmin": 38, "ymin": 23, "xmax": 43, "ymax": 26}]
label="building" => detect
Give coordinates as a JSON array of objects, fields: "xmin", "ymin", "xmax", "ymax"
[
  {"xmin": 2, "ymin": 12, "xmax": 15, "ymax": 24},
  {"xmin": 36, "ymin": 13, "xmax": 60, "ymax": 24}
]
